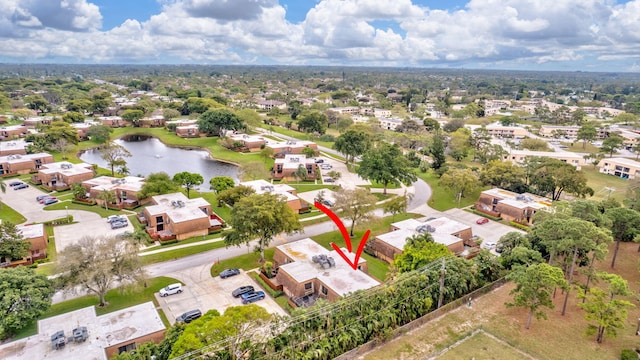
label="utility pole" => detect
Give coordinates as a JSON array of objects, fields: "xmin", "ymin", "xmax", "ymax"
[{"xmin": 437, "ymin": 258, "xmax": 446, "ymax": 309}]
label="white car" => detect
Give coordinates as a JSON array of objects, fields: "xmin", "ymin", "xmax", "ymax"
[
  {"xmin": 159, "ymin": 283, "xmax": 183, "ymax": 297},
  {"xmin": 481, "ymin": 241, "xmax": 496, "ymax": 250},
  {"xmin": 320, "ymin": 164, "xmax": 332, "ymax": 170}
]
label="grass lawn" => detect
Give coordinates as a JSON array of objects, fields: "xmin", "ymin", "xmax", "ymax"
[
  {"xmin": 417, "ymin": 170, "xmax": 487, "ymax": 211},
  {"xmin": 562, "ymin": 141, "xmax": 601, "ymax": 154},
  {"xmin": 12, "ymin": 276, "xmax": 179, "ymax": 340},
  {"xmin": 44, "ymin": 200, "xmax": 124, "ymax": 218},
  {"xmin": 581, "ymin": 166, "xmax": 630, "ymax": 203},
  {"xmin": 140, "ymin": 240, "xmax": 229, "ymax": 265},
  {"xmin": 210, "ymin": 248, "xmax": 276, "ymax": 277},
  {"xmin": 363, "ymin": 241, "xmax": 640, "ymax": 360},
  {"xmin": 0, "ymin": 202, "xmax": 27, "ymax": 224}
]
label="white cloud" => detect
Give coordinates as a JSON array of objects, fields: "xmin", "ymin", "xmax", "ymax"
[{"xmin": 1, "ymin": 0, "xmax": 640, "ymax": 71}]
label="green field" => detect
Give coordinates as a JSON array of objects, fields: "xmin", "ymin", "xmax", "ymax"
[
  {"xmin": 0, "ymin": 202, "xmax": 27, "ymax": 224},
  {"xmin": 437, "ymin": 331, "xmax": 534, "ymax": 359},
  {"xmin": 417, "ymin": 170, "xmax": 487, "ymax": 211}
]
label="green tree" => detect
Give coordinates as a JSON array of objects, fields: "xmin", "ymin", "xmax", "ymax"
[
  {"xmin": 572, "ymin": 108, "xmax": 587, "ymax": 125},
  {"xmin": 56, "ymin": 236, "xmax": 145, "ymax": 307},
  {"xmin": 225, "ymin": 193, "xmax": 302, "ymax": 262},
  {"xmin": 357, "ymin": 143, "xmax": 417, "ymax": 194},
  {"xmin": 173, "ymin": 171, "xmax": 204, "ymax": 198},
  {"xmin": 298, "ymin": 111, "xmax": 328, "ymax": 134},
  {"xmin": 393, "ymin": 233, "xmax": 452, "ymax": 273},
  {"xmin": 66, "ymin": 98, "xmax": 93, "ymax": 113},
  {"xmin": 506, "ymin": 263, "xmax": 568, "ymax": 329},
  {"xmin": 62, "ymin": 111, "xmax": 85, "ymax": 123},
  {"xmin": 577, "ymin": 123, "xmax": 597, "ymax": 150},
  {"xmin": 429, "ymin": 130, "xmax": 446, "ymax": 169},
  {"xmin": 44, "ymin": 120, "xmax": 79, "ymax": 144},
  {"xmin": 86, "ymin": 125, "xmax": 113, "ymax": 143},
  {"xmin": 71, "ymin": 183, "xmax": 87, "ymax": 200},
  {"xmin": 423, "ymin": 118, "xmax": 440, "ymax": 131},
  {"xmin": 24, "ymin": 94, "xmax": 50, "ymax": 113},
  {"xmin": 448, "ymin": 128, "xmax": 471, "ymax": 161},
  {"xmin": 100, "ymin": 142, "xmax": 132, "ymax": 176},
  {"xmin": 0, "ymin": 221, "xmax": 30, "ymax": 264},
  {"xmin": 480, "ymin": 160, "xmax": 525, "ymax": 192},
  {"xmin": 138, "ymin": 172, "xmax": 180, "ymax": 199},
  {"xmin": 198, "ymin": 109, "xmax": 245, "ymax": 137},
  {"xmin": 0, "ymin": 267, "xmax": 54, "ymax": 339},
  {"xmin": 97, "ymin": 189, "xmax": 116, "ymax": 210},
  {"xmin": 604, "ymin": 207, "xmax": 640, "ymax": 268},
  {"xmin": 438, "ymin": 168, "xmax": 480, "ymax": 205},
  {"xmin": 332, "ymin": 187, "xmax": 378, "ymax": 237},
  {"xmin": 600, "ymin": 134, "xmax": 624, "ymax": 157},
  {"xmin": 239, "ymin": 160, "xmax": 270, "ymax": 181},
  {"xmin": 162, "ymin": 108, "xmax": 181, "ymax": 121},
  {"xmin": 333, "ymin": 129, "xmax": 372, "ymax": 164},
  {"xmin": 578, "ymin": 273, "xmax": 635, "ymax": 343},
  {"xmin": 121, "ymin": 109, "xmax": 144, "ymax": 127},
  {"xmin": 520, "ymin": 138, "xmax": 550, "ymax": 151},
  {"xmin": 529, "ymin": 158, "xmax": 593, "ymax": 200},
  {"xmin": 217, "ymin": 185, "xmax": 255, "ymax": 207},
  {"xmin": 209, "ymin": 176, "xmax": 235, "ymax": 193},
  {"xmin": 302, "ymin": 146, "xmax": 317, "ymax": 158}
]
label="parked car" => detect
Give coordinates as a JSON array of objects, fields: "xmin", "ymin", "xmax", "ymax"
[
  {"xmin": 9, "ymin": 181, "xmax": 24, "ymax": 187},
  {"xmin": 320, "ymin": 164, "xmax": 332, "ymax": 170},
  {"xmin": 38, "ymin": 196, "xmax": 53, "ymax": 204},
  {"xmin": 13, "ymin": 183, "xmax": 29, "ymax": 190},
  {"xmin": 323, "ymin": 178, "xmax": 335, "ymax": 183},
  {"xmin": 482, "ymin": 241, "xmax": 497, "ymax": 250},
  {"xmin": 232, "ymin": 285, "xmax": 255, "ymax": 298},
  {"xmin": 241, "ymin": 291, "xmax": 266, "ymax": 304},
  {"xmin": 476, "ymin": 217, "xmax": 489, "ymax": 225},
  {"xmin": 107, "ymin": 215, "xmax": 127, "ymax": 223},
  {"xmin": 43, "ymin": 198, "xmax": 58, "ymax": 205},
  {"xmin": 220, "ymin": 268, "xmax": 240, "ymax": 279},
  {"xmin": 159, "ymin": 283, "xmax": 183, "ymax": 297},
  {"xmin": 111, "ymin": 219, "xmax": 128, "ymax": 229},
  {"xmin": 314, "ymin": 158, "xmax": 324, "ymax": 164},
  {"xmin": 175, "ymin": 309, "xmax": 202, "ymax": 324}
]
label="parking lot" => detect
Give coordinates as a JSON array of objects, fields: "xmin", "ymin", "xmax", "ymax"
[
  {"xmin": 316, "ymin": 156, "xmax": 370, "ymax": 189},
  {"xmin": 156, "ymin": 268, "xmax": 287, "ymax": 325}
]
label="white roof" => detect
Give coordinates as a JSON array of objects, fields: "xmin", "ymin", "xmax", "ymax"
[
  {"xmin": 481, "ymin": 188, "xmax": 553, "ymax": 209},
  {"xmin": 240, "ymin": 179, "xmax": 298, "ymax": 202},
  {"xmin": 380, "ymin": 216, "xmax": 469, "ymax": 250},
  {"xmin": 83, "ymin": 176, "xmax": 145, "ymax": 193},
  {"xmin": 508, "ymin": 150, "xmax": 583, "ymax": 159},
  {"xmin": 146, "ymin": 192, "xmax": 209, "ymax": 223},
  {"xmin": 17, "ymin": 223, "xmax": 44, "ymax": 239},
  {"xmin": 0, "ymin": 152, "xmax": 50, "ymax": 164},
  {"xmin": 598, "ymin": 157, "xmax": 640, "ymax": 168},
  {"xmin": 0, "ymin": 302, "xmax": 164, "ymax": 360},
  {"xmin": 39, "ymin": 162, "xmax": 94, "ymax": 176},
  {"xmin": 274, "ymin": 154, "xmax": 315, "ymax": 170},
  {"xmin": 0, "ymin": 139, "xmax": 27, "ymax": 151},
  {"xmin": 277, "ymin": 238, "xmax": 379, "ymax": 296}
]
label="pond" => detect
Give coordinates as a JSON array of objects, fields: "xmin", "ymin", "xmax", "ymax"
[{"xmin": 79, "ymin": 135, "xmax": 238, "ymax": 191}]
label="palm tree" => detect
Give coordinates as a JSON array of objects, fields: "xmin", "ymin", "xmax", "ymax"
[{"xmin": 97, "ymin": 189, "xmax": 116, "ymax": 210}]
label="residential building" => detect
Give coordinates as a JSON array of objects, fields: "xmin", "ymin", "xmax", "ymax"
[
  {"xmin": 272, "ymin": 238, "xmax": 380, "ymax": 307},
  {"xmin": 503, "ymin": 150, "xmax": 586, "ymax": 170},
  {"xmin": 272, "ymin": 154, "xmax": 318, "ymax": 181},
  {"xmin": 256, "ymin": 99, "xmax": 287, "ymax": 111},
  {"xmin": 240, "ymin": 179, "xmax": 309, "ymax": 213},
  {"xmin": 139, "ymin": 115, "xmax": 165, "ymax": 128},
  {"xmin": 0, "ymin": 124, "xmax": 28, "ymax": 140},
  {"xmin": 266, "ymin": 140, "xmax": 318, "ymax": 157},
  {"xmin": 0, "ymin": 302, "xmax": 165, "ymax": 360},
  {"xmin": 98, "ymin": 116, "xmax": 128, "ymax": 127},
  {"xmin": 229, "ymin": 133, "xmax": 266, "ymax": 152},
  {"xmin": 141, "ymin": 192, "xmax": 224, "ymax": 241},
  {"xmin": 0, "ymin": 223, "xmax": 47, "ymax": 268},
  {"xmin": 0, "ymin": 139, "xmax": 28, "ymax": 156},
  {"xmin": 597, "ymin": 157, "xmax": 640, "ymax": 179},
  {"xmin": 377, "ymin": 117, "xmax": 403, "ymax": 131},
  {"xmin": 332, "ymin": 106, "xmax": 361, "ymax": 115},
  {"xmin": 23, "ymin": 116, "xmax": 53, "ymax": 128},
  {"xmin": 175, "ymin": 124, "xmax": 200, "ymax": 138},
  {"xmin": 475, "ymin": 188, "xmax": 552, "ymax": 226},
  {"xmin": 0, "ymin": 153, "xmax": 53, "ymax": 177},
  {"xmin": 616, "ymin": 130, "xmax": 640, "ymax": 148},
  {"xmin": 367, "ymin": 217, "xmax": 470, "ymax": 263},
  {"xmin": 32, "ymin": 161, "xmax": 95, "ymax": 191},
  {"xmin": 71, "ymin": 122, "xmax": 99, "ymax": 141},
  {"xmin": 82, "ymin": 176, "xmax": 146, "ymax": 209},
  {"xmin": 485, "ymin": 124, "xmax": 528, "ymax": 138}
]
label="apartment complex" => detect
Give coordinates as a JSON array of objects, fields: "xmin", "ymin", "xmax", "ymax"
[
  {"xmin": 597, "ymin": 157, "xmax": 640, "ymax": 179},
  {"xmin": 475, "ymin": 188, "xmax": 552, "ymax": 226},
  {"xmin": 32, "ymin": 161, "xmax": 95, "ymax": 190}
]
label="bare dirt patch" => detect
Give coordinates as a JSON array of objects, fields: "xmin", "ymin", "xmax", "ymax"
[{"xmin": 361, "ymin": 242, "xmax": 640, "ymax": 360}]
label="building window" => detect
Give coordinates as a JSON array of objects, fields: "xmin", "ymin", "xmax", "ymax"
[
  {"xmin": 118, "ymin": 342, "xmax": 136, "ymax": 354},
  {"xmin": 321, "ymin": 285, "xmax": 328, "ymax": 296},
  {"xmin": 201, "ymin": 207, "xmax": 208, "ymax": 215},
  {"xmin": 156, "ymin": 216, "xmax": 163, "ymax": 224},
  {"xmin": 304, "ymin": 282, "xmax": 312, "ymax": 290}
]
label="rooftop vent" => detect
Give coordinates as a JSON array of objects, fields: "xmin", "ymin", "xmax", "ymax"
[
  {"xmin": 312, "ymin": 254, "xmax": 336, "ymax": 269},
  {"xmin": 60, "ymin": 163, "xmax": 72, "ymax": 169},
  {"xmin": 416, "ymin": 224, "xmax": 436, "ymax": 233}
]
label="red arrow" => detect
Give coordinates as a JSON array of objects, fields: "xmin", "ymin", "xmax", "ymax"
[{"xmin": 314, "ymin": 201, "xmax": 371, "ymax": 270}]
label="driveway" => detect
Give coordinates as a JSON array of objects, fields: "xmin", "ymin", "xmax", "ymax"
[
  {"xmin": 157, "ymin": 264, "xmax": 287, "ymax": 325},
  {"xmin": 316, "ymin": 156, "xmax": 369, "ymax": 189},
  {"xmin": 443, "ymin": 208, "xmax": 525, "ymax": 243},
  {"xmin": 0, "ymin": 179, "xmax": 133, "ymax": 253}
]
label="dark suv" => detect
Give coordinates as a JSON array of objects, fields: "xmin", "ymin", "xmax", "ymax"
[
  {"xmin": 232, "ymin": 285, "xmax": 255, "ymax": 298},
  {"xmin": 176, "ymin": 309, "xmax": 202, "ymax": 324}
]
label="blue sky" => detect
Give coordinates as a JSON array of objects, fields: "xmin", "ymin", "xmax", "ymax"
[{"xmin": 1, "ymin": 0, "xmax": 640, "ymax": 72}]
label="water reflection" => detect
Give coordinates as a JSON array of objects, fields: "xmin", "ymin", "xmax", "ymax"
[{"xmin": 79, "ymin": 136, "xmax": 238, "ymax": 191}]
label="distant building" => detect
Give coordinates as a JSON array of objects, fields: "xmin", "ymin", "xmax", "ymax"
[
  {"xmin": 139, "ymin": 115, "xmax": 165, "ymax": 128},
  {"xmin": 0, "ymin": 152, "xmax": 53, "ymax": 176},
  {"xmin": 272, "ymin": 154, "xmax": 318, "ymax": 181},
  {"xmin": 175, "ymin": 124, "xmax": 200, "ymax": 138},
  {"xmin": 475, "ymin": 188, "xmax": 552, "ymax": 226},
  {"xmin": 240, "ymin": 179, "xmax": 309, "ymax": 213},
  {"xmin": 0, "ymin": 124, "xmax": 28, "ymax": 140},
  {"xmin": 82, "ymin": 176, "xmax": 146, "ymax": 209},
  {"xmin": 273, "ymin": 238, "xmax": 380, "ymax": 307},
  {"xmin": 23, "ymin": 116, "xmax": 53, "ymax": 128},
  {"xmin": 597, "ymin": 157, "xmax": 640, "ymax": 179},
  {"xmin": 485, "ymin": 124, "xmax": 528, "ymax": 138},
  {"xmin": 367, "ymin": 217, "xmax": 470, "ymax": 263},
  {"xmin": 0, "ymin": 139, "xmax": 27, "ymax": 156},
  {"xmin": 140, "ymin": 192, "xmax": 224, "ymax": 241},
  {"xmin": 377, "ymin": 117, "xmax": 403, "ymax": 131},
  {"xmin": 32, "ymin": 161, "xmax": 95, "ymax": 191},
  {"xmin": 266, "ymin": 140, "xmax": 318, "ymax": 157},
  {"xmin": 229, "ymin": 133, "xmax": 266, "ymax": 152},
  {"xmin": 503, "ymin": 150, "xmax": 586, "ymax": 170},
  {"xmin": 98, "ymin": 116, "xmax": 127, "ymax": 127}
]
